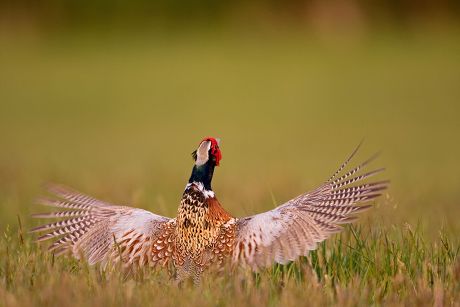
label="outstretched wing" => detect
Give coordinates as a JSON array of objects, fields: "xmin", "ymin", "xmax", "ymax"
[
  {"xmin": 232, "ymin": 144, "xmax": 388, "ymax": 269},
  {"xmin": 31, "ymin": 185, "xmax": 176, "ymax": 268}
]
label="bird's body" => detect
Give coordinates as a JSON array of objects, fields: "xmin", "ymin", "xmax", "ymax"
[
  {"xmin": 32, "ymin": 137, "xmax": 388, "ymax": 284},
  {"xmin": 175, "ymin": 183, "xmax": 234, "ymax": 281}
]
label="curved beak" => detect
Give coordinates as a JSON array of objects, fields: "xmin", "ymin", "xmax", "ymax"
[{"xmin": 195, "ymin": 140, "xmax": 211, "ymax": 166}]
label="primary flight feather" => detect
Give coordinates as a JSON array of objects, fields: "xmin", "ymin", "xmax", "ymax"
[{"xmin": 32, "ymin": 137, "xmax": 388, "ymax": 283}]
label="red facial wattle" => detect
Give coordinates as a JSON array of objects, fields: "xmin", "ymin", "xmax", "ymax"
[{"xmin": 201, "ymin": 137, "xmax": 222, "ymax": 166}]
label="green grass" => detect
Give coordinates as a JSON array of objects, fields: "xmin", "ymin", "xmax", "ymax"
[
  {"xmin": 1, "ymin": 223, "xmax": 459, "ymax": 306},
  {"xmin": 0, "ymin": 28, "xmax": 460, "ymax": 305}
]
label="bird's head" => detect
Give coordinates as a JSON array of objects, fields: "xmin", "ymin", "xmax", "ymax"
[{"xmin": 192, "ymin": 137, "xmax": 222, "ymax": 167}]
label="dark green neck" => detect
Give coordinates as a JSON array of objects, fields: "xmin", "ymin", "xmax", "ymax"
[{"xmin": 188, "ymin": 161, "xmax": 215, "ymax": 190}]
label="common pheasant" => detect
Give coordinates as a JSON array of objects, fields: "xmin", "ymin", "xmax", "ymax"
[{"xmin": 31, "ymin": 137, "xmax": 388, "ymax": 284}]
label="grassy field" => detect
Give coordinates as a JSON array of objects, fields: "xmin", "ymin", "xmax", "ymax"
[{"xmin": 0, "ymin": 28, "xmax": 460, "ymax": 305}]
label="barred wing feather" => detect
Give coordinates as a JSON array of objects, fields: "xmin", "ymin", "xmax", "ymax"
[
  {"xmin": 31, "ymin": 185, "xmax": 176, "ymax": 267},
  {"xmin": 232, "ymin": 144, "xmax": 388, "ymax": 269}
]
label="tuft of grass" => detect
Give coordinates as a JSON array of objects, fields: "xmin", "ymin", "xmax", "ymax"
[{"xmin": 1, "ymin": 223, "xmax": 458, "ymax": 306}]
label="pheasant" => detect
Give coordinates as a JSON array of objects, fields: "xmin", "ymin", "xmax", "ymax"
[{"xmin": 31, "ymin": 137, "xmax": 388, "ymax": 283}]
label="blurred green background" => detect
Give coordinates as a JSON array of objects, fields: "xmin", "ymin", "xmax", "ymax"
[{"xmin": 0, "ymin": 0, "xmax": 459, "ymax": 236}]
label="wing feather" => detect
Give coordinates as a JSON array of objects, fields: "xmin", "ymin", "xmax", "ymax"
[
  {"xmin": 31, "ymin": 184, "xmax": 175, "ymax": 267},
  {"xmin": 232, "ymin": 144, "xmax": 388, "ymax": 269}
]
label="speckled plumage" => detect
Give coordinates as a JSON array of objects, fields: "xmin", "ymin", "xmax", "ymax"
[{"xmin": 31, "ymin": 139, "xmax": 387, "ymax": 283}]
